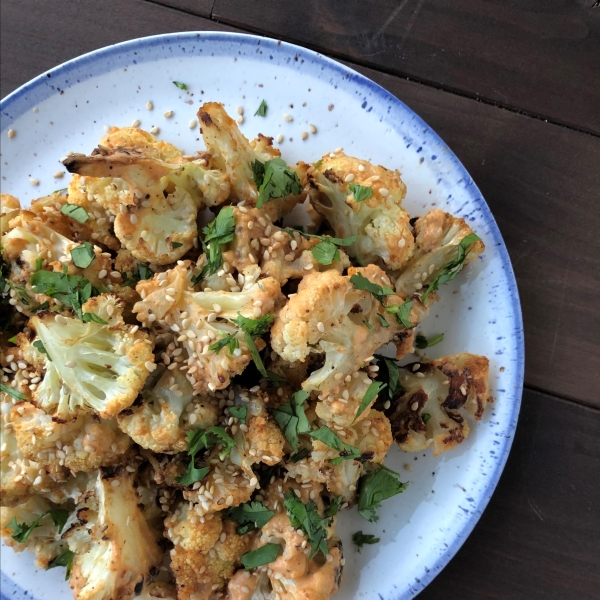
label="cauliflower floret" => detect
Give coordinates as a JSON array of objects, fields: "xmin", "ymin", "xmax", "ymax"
[
  {"xmin": 118, "ymin": 364, "xmax": 219, "ymax": 453},
  {"xmin": 63, "ymin": 150, "xmax": 198, "ymax": 264},
  {"xmin": 11, "ymin": 401, "xmax": 132, "ymax": 473},
  {"xmin": 133, "ymin": 582, "xmax": 178, "ymax": 600},
  {"xmin": 1, "ymin": 392, "xmax": 72, "ymax": 506},
  {"xmin": 198, "ymin": 102, "xmax": 305, "ymax": 219},
  {"xmin": 134, "ymin": 262, "xmax": 284, "ymax": 394},
  {"xmin": 308, "ymin": 152, "xmax": 414, "ymax": 271},
  {"xmin": 1, "ymin": 193, "xmax": 20, "ymax": 234},
  {"xmin": 0, "ymin": 494, "xmax": 75, "ymax": 568},
  {"xmin": 165, "ymin": 504, "xmax": 252, "ymax": 599},
  {"xmin": 100, "ymin": 126, "xmax": 184, "ymax": 162},
  {"xmin": 386, "ymin": 353, "xmax": 491, "ymax": 456},
  {"xmin": 221, "ymin": 206, "xmax": 349, "ymax": 285},
  {"xmin": 271, "ymin": 267, "xmax": 419, "ymax": 393},
  {"xmin": 394, "ymin": 209, "xmax": 484, "ymax": 297},
  {"xmin": 67, "ymin": 467, "xmax": 163, "ymax": 600},
  {"xmin": 1, "ymin": 209, "xmax": 112, "ymax": 294},
  {"xmin": 20, "ymin": 295, "xmax": 153, "ymax": 419}
]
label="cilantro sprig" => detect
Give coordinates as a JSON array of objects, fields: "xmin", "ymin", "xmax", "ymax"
[
  {"xmin": 421, "ymin": 233, "xmax": 482, "ymax": 302},
  {"xmin": 194, "ymin": 207, "xmax": 236, "ymax": 284},
  {"xmin": 231, "ymin": 313, "xmax": 274, "ymax": 377},
  {"xmin": 415, "ymin": 333, "xmax": 444, "ymax": 349},
  {"xmin": 352, "ymin": 531, "xmax": 380, "ymax": 551},
  {"xmin": 209, "ymin": 332, "xmax": 239, "ymax": 355},
  {"xmin": 8, "ymin": 508, "xmax": 69, "ymax": 543},
  {"xmin": 48, "ymin": 548, "xmax": 75, "ymax": 580},
  {"xmin": 270, "ymin": 390, "xmax": 311, "ymax": 452},
  {"xmin": 70, "ymin": 242, "xmax": 95, "ymax": 269},
  {"xmin": 254, "ymin": 99, "xmax": 268, "ymax": 117},
  {"xmin": 121, "ymin": 263, "xmax": 153, "ymax": 288},
  {"xmin": 0, "ymin": 382, "xmax": 28, "ymax": 400},
  {"xmin": 374, "ymin": 354, "xmax": 402, "ymax": 402},
  {"xmin": 60, "ymin": 204, "xmax": 89, "ymax": 223},
  {"xmin": 226, "ymin": 501, "xmax": 275, "ymax": 535},
  {"xmin": 285, "ymin": 228, "xmax": 357, "ymax": 266},
  {"xmin": 357, "ymin": 465, "xmax": 408, "ymax": 522},
  {"xmin": 252, "ymin": 157, "xmax": 302, "ymax": 209},
  {"xmin": 309, "ymin": 427, "xmax": 361, "ymax": 464},
  {"xmin": 353, "ymin": 381, "xmax": 386, "ymax": 423},
  {"xmin": 350, "ymin": 273, "xmax": 414, "ymax": 329},
  {"xmin": 348, "ymin": 184, "xmax": 373, "ymax": 202},
  {"xmin": 241, "ymin": 543, "xmax": 281, "ymax": 570},
  {"xmin": 173, "ymin": 81, "xmax": 188, "ymax": 90}
]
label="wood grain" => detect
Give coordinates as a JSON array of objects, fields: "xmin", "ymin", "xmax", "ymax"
[
  {"xmin": 419, "ymin": 389, "xmax": 600, "ymax": 599},
  {"xmin": 0, "ymin": 0, "xmax": 230, "ymax": 98},
  {"xmin": 351, "ymin": 65, "xmax": 600, "ymax": 405},
  {"xmin": 143, "ymin": 0, "xmax": 214, "ymax": 18},
  {"xmin": 212, "ymin": 0, "xmax": 600, "ymax": 136}
]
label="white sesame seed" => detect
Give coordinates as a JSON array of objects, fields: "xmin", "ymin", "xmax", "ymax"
[
  {"xmin": 145, "ymin": 361, "xmax": 157, "ymax": 372},
  {"xmin": 358, "ymin": 164, "xmax": 365, "ymax": 172},
  {"xmin": 283, "ymin": 113, "xmax": 293, "ymax": 122},
  {"xmin": 150, "ymin": 126, "xmax": 160, "ymax": 134},
  {"xmin": 317, "ymin": 322, "xmax": 325, "ymax": 333},
  {"xmin": 8, "ymin": 129, "xmax": 16, "ymax": 139},
  {"xmin": 65, "ymin": 360, "xmax": 77, "ymax": 368},
  {"xmin": 164, "ymin": 110, "xmax": 174, "ymax": 118},
  {"xmin": 304, "ymin": 264, "xmax": 313, "ymax": 270},
  {"xmin": 334, "ymin": 146, "xmax": 343, "ymax": 153},
  {"xmin": 398, "ymin": 238, "xmax": 406, "ymax": 248},
  {"xmin": 189, "ymin": 119, "xmax": 197, "ymax": 129},
  {"xmin": 237, "ymin": 116, "xmax": 245, "ymax": 125},
  {"xmin": 301, "ymin": 131, "xmax": 308, "ymax": 140},
  {"xmin": 213, "ymin": 304, "xmax": 221, "ymax": 313},
  {"xmin": 344, "ymin": 173, "xmax": 355, "ymax": 182},
  {"xmin": 276, "ymin": 134, "xmax": 284, "ymax": 143},
  {"xmin": 30, "ymin": 178, "xmax": 39, "ymax": 186},
  {"xmin": 132, "ymin": 119, "xmax": 141, "ymax": 127},
  {"xmin": 109, "ymin": 271, "xmax": 121, "ymax": 279},
  {"xmin": 111, "ymin": 479, "xmax": 120, "ymax": 487},
  {"xmin": 146, "ymin": 101, "xmax": 154, "ymax": 110},
  {"xmin": 415, "ymin": 283, "xmax": 423, "ymax": 290},
  {"xmin": 379, "ymin": 187, "xmax": 389, "ymax": 197},
  {"xmin": 309, "ymin": 124, "xmax": 317, "ymax": 134},
  {"xmin": 129, "ymin": 213, "xmax": 138, "ymax": 224}
]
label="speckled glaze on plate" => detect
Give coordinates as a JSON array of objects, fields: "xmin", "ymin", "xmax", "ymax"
[{"xmin": 0, "ymin": 32, "xmax": 523, "ymax": 600}]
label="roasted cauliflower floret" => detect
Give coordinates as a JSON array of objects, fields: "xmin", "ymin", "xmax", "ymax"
[
  {"xmin": 165, "ymin": 504, "xmax": 252, "ymax": 599},
  {"xmin": 0, "ymin": 494, "xmax": 74, "ymax": 568},
  {"xmin": 386, "ymin": 353, "xmax": 491, "ymax": 456},
  {"xmin": 67, "ymin": 467, "xmax": 163, "ymax": 600},
  {"xmin": 117, "ymin": 365, "xmax": 219, "ymax": 453},
  {"xmin": 198, "ymin": 102, "xmax": 305, "ymax": 219},
  {"xmin": 1, "ymin": 193, "xmax": 20, "ymax": 234},
  {"xmin": 271, "ymin": 267, "xmax": 414, "ymax": 393},
  {"xmin": 100, "ymin": 126, "xmax": 184, "ymax": 162},
  {"xmin": 63, "ymin": 150, "xmax": 198, "ymax": 264},
  {"xmin": 11, "ymin": 401, "xmax": 132, "ymax": 473},
  {"xmin": 394, "ymin": 209, "xmax": 484, "ymax": 297},
  {"xmin": 222, "ymin": 206, "xmax": 349, "ymax": 285},
  {"xmin": 20, "ymin": 295, "xmax": 153, "ymax": 419},
  {"xmin": 134, "ymin": 262, "xmax": 283, "ymax": 394},
  {"xmin": 309, "ymin": 152, "xmax": 414, "ymax": 271}
]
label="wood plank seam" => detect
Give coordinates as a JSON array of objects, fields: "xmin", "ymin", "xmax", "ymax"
[
  {"xmin": 206, "ymin": 13, "xmax": 600, "ymax": 140},
  {"xmin": 523, "ymin": 384, "xmax": 599, "ymax": 413},
  {"xmin": 141, "ymin": 0, "xmax": 216, "ymax": 18}
]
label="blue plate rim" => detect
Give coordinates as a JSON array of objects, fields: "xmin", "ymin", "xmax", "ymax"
[{"xmin": 0, "ymin": 31, "xmax": 524, "ymax": 600}]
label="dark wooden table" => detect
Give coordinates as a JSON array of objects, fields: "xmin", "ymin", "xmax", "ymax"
[{"xmin": 2, "ymin": 1, "xmax": 599, "ymax": 598}]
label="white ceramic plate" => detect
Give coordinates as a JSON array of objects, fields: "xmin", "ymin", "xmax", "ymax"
[{"xmin": 0, "ymin": 32, "xmax": 524, "ymax": 600}]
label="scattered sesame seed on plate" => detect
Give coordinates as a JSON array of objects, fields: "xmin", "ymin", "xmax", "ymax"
[
  {"xmin": 146, "ymin": 100, "xmax": 154, "ymax": 110},
  {"xmin": 189, "ymin": 119, "xmax": 197, "ymax": 129},
  {"xmin": 7, "ymin": 129, "xmax": 16, "ymax": 139},
  {"xmin": 164, "ymin": 110, "xmax": 174, "ymax": 118}
]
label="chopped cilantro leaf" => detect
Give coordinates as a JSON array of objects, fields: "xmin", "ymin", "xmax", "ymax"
[
  {"xmin": 241, "ymin": 543, "xmax": 281, "ymax": 570},
  {"xmin": 199, "ymin": 206, "xmax": 236, "ymax": 279},
  {"xmin": 313, "ymin": 158, "xmax": 324, "ymax": 169},
  {"xmin": 415, "ymin": 332, "xmax": 444, "ymax": 349},
  {"xmin": 374, "ymin": 355, "xmax": 402, "ymax": 401},
  {"xmin": 284, "ymin": 492, "xmax": 331, "ymax": 559},
  {"xmin": 48, "ymin": 508, "xmax": 69, "ymax": 534},
  {"xmin": 48, "ymin": 548, "xmax": 75, "ymax": 579},
  {"xmin": 254, "ymin": 99, "xmax": 268, "ymax": 117},
  {"xmin": 422, "ymin": 234, "xmax": 481, "ymax": 301},
  {"xmin": 60, "ymin": 204, "xmax": 89, "ymax": 223},
  {"xmin": 209, "ymin": 332, "xmax": 239, "ymax": 355},
  {"xmin": 310, "ymin": 427, "xmax": 361, "ymax": 465},
  {"xmin": 422, "ymin": 413, "xmax": 432, "ymax": 423},
  {"xmin": 270, "ymin": 390, "xmax": 310, "ymax": 452},
  {"xmin": 171, "ymin": 241, "xmax": 183, "ymax": 248},
  {"xmin": 0, "ymin": 382, "xmax": 27, "ymax": 400},
  {"xmin": 33, "ymin": 340, "xmax": 51, "ymax": 360},
  {"xmin": 121, "ymin": 263, "xmax": 153, "ymax": 287},
  {"xmin": 357, "ymin": 465, "xmax": 408, "ymax": 522},
  {"xmin": 173, "ymin": 81, "xmax": 188, "ymax": 90},
  {"xmin": 289, "ymin": 448, "xmax": 310, "ymax": 463},
  {"xmin": 226, "ymin": 501, "xmax": 275, "ymax": 535},
  {"xmin": 252, "ymin": 157, "xmax": 302, "ymax": 209},
  {"xmin": 231, "ymin": 313, "xmax": 274, "ymax": 377},
  {"xmin": 70, "ymin": 242, "xmax": 95, "ymax": 269},
  {"xmin": 352, "ymin": 531, "xmax": 380, "ymax": 551},
  {"xmin": 228, "ymin": 405, "xmax": 247, "ymax": 423},
  {"xmin": 176, "ymin": 464, "xmax": 209, "ymax": 487},
  {"xmin": 353, "ymin": 381, "xmax": 386, "ymax": 423},
  {"xmin": 311, "ymin": 240, "xmax": 340, "ymax": 265},
  {"xmin": 348, "ymin": 184, "xmax": 373, "ymax": 202}
]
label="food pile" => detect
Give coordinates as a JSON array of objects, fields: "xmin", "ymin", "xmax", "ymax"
[{"xmin": 0, "ymin": 102, "xmax": 491, "ymax": 600}]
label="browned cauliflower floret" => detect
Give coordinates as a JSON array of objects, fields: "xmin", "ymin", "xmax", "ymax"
[
  {"xmin": 11, "ymin": 401, "xmax": 132, "ymax": 473},
  {"xmin": 221, "ymin": 206, "xmax": 349, "ymax": 285},
  {"xmin": 198, "ymin": 102, "xmax": 306, "ymax": 220},
  {"xmin": 394, "ymin": 209, "xmax": 484, "ymax": 297},
  {"xmin": 117, "ymin": 365, "xmax": 220, "ymax": 453},
  {"xmin": 165, "ymin": 504, "xmax": 252, "ymax": 599},
  {"xmin": 271, "ymin": 266, "xmax": 425, "ymax": 393},
  {"xmin": 19, "ymin": 294, "xmax": 154, "ymax": 419},
  {"xmin": 100, "ymin": 126, "xmax": 184, "ymax": 162},
  {"xmin": 1, "ymin": 193, "xmax": 20, "ymax": 234},
  {"xmin": 134, "ymin": 262, "xmax": 284, "ymax": 394},
  {"xmin": 308, "ymin": 152, "xmax": 414, "ymax": 271},
  {"xmin": 65, "ymin": 467, "xmax": 163, "ymax": 600},
  {"xmin": 386, "ymin": 353, "xmax": 491, "ymax": 456}
]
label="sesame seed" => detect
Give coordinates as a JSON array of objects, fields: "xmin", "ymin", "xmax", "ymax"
[
  {"xmin": 131, "ymin": 119, "xmax": 141, "ymax": 128},
  {"xmin": 460, "ymin": 384, "xmax": 468, "ymax": 395},
  {"xmin": 317, "ymin": 322, "xmax": 325, "ymax": 333},
  {"xmin": 111, "ymin": 479, "xmax": 120, "ymax": 487},
  {"xmin": 283, "ymin": 113, "xmax": 293, "ymax": 122},
  {"xmin": 65, "ymin": 360, "xmax": 77, "ymax": 368},
  {"xmin": 146, "ymin": 101, "xmax": 154, "ymax": 110},
  {"xmin": 398, "ymin": 238, "xmax": 406, "ymax": 248},
  {"xmin": 301, "ymin": 131, "xmax": 308, "ymax": 140},
  {"xmin": 55, "ymin": 314, "xmax": 68, "ymax": 325},
  {"xmin": 150, "ymin": 126, "xmax": 160, "ymax": 134},
  {"xmin": 415, "ymin": 283, "xmax": 423, "ymax": 290},
  {"xmin": 164, "ymin": 110, "xmax": 174, "ymax": 118},
  {"xmin": 145, "ymin": 361, "xmax": 157, "ymax": 372},
  {"xmin": 189, "ymin": 119, "xmax": 197, "ymax": 129},
  {"xmin": 276, "ymin": 134, "xmax": 284, "ymax": 143},
  {"xmin": 309, "ymin": 124, "xmax": 317, "ymax": 134},
  {"xmin": 7, "ymin": 129, "xmax": 16, "ymax": 139},
  {"xmin": 358, "ymin": 164, "xmax": 365, "ymax": 172},
  {"xmin": 344, "ymin": 173, "xmax": 355, "ymax": 182},
  {"xmin": 384, "ymin": 400, "xmax": 391, "ymax": 410},
  {"xmin": 30, "ymin": 178, "xmax": 39, "ymax": 186},
  {"xmin": 304, "ymin": 264, "xmax": 313, "ymax": 270},
  {"xmin": 237, "ymin": 116, "xmax": 245, "ymax": 124},
  {"xmin": 109, "ymin": 271, "xmax": 121, "ymax": 279},
  {"xmin": 379, "ymin": 188, "xmax": 389, "ymax": 197},
  {"xmin": 129, "ymin": 213, "xmax": 138, "ymax": 224},
  {"xmin": 334, "ymin": 146, "xmax": 343, "ymax": 153},
  {"xmin": 416, "ymin": 372, "xmax": 425, "ymax": 378},
  {"xmin": 213, "ymin": 304, "xmax": 221, "ymax": 313}
]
